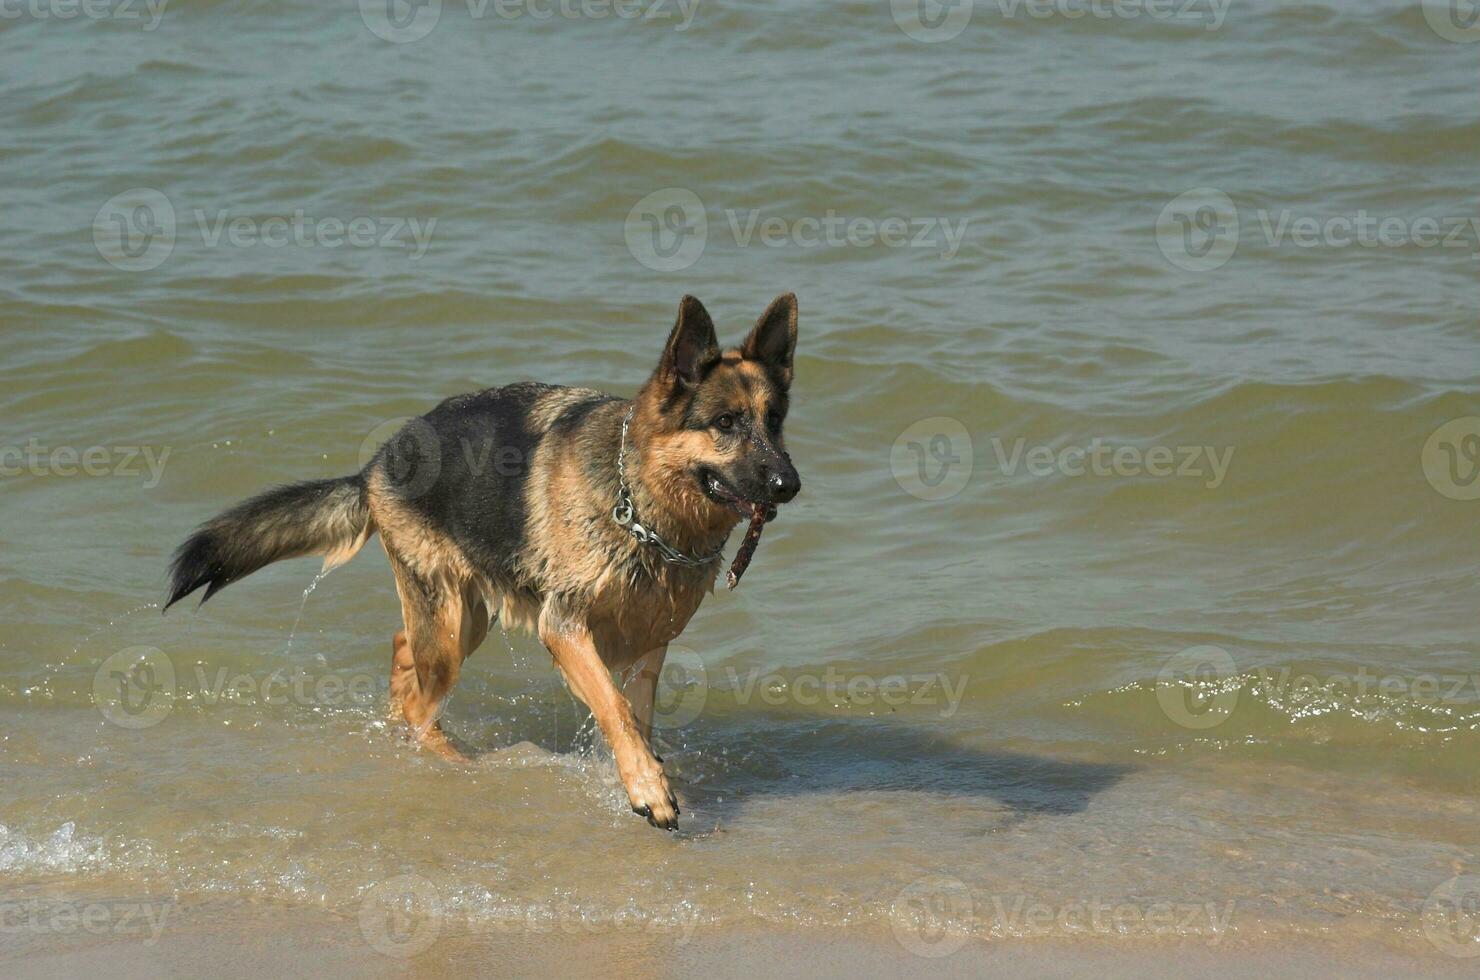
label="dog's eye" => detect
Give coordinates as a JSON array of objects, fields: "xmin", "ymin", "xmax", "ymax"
[
  {"xmin": 714, "ymin": 413, "xmax": 735, "ymax": 432},
  {"xmin": 767, "ymin": 410, "xmax": 782, "ymax": 432}
]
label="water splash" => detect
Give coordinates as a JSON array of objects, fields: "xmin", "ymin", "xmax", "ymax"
[
  {"xmin": 68, "ymin": 601, "xmax": 162, "ymax": 660},
  {"xmin": 0, "ymin": 822, "xmax": 107, "ymax": 873}
]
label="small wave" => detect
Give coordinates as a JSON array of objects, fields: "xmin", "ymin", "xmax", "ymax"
[
  {"xmin": 0, "ymin": 822, "xmax": 107, "ymax": 874},
  {"xmin": 1067, "ymin": 664, "xmax": 1480, "ymax": 748}
]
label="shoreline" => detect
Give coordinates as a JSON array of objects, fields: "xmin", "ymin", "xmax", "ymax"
[{"xmin": 2, "ymin": 894, "xmax": 1473, "ymax": 980}]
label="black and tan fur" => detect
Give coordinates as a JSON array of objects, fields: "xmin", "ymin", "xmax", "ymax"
[{"xmin": 164, "ymin": 294, "xmax": 801, "ymax": 830}]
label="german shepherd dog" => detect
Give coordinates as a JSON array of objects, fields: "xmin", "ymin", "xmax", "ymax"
[{"xmin": 163, "ymin": 294, "xmax": 801, "ymax": 830}]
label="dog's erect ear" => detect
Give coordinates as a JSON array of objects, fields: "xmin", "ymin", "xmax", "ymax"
[
  {"xmin": 740, "ymin": 292, "xmax": 798, "ymax": 388},
  {"xmin": 658, "ymin": 295, "xmax": 721, "ymax": 389}
]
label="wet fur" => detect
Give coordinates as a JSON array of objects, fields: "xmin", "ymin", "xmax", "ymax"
[{"xmin": 164, "ymin": 294, "xmax": 801, "ymax": 830}]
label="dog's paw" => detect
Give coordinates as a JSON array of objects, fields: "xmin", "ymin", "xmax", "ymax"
[{"xmin": 622, "ymin": 757, "xmax": 680, "ymax": 831}]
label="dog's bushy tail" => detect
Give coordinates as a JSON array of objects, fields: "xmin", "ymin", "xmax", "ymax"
[{"xmin": 165, "ymin": 475, "xmax": 372, "ymax": 610}]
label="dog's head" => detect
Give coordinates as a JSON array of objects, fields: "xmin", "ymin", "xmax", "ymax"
[{"xmin": 637, "ymin": 293, "xmax": 801, "ymax": 524}]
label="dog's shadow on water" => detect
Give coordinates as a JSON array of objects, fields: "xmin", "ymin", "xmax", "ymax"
[
  {"xmin": 651, "ymin": 713, "xmax": 1136, "ymax": 826},
  {"xmin": 460, "ymin": 688, "xmax": 1134, "ymax": 827}
]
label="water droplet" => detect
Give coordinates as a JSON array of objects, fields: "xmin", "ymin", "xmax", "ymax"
[{"xmin": 283, "ymin": 568, "xmax": 333, "ymax": 657}]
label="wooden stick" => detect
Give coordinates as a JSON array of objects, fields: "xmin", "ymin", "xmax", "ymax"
[{"xmin": 726, "ymin": 508, "xmax": 767, "ymax": 590}]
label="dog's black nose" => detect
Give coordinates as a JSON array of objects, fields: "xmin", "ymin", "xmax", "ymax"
[{"xmin": 767, "ymin": 468, "xmax": 800, "ymax": 503}]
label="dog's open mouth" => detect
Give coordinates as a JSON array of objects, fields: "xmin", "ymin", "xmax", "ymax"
[
  {"xmin": 700, "ymin": 470, "xmax": 779, "ymax": 590},
  {"xmin": 701, "ymin": 471, "xmax": 777, "ymax": 523}
]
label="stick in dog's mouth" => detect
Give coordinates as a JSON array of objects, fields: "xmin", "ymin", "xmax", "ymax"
[{"xmin": 726, "ymin": 502, "xmax": 770, "ymax": 590}]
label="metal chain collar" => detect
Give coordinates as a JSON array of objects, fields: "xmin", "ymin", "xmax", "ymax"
[{"xmin": 612, "ymin": 406, "xmax": 725, "ymax": 567}]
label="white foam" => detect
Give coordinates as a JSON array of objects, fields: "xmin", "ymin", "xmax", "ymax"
[{"xmin": 0, "ymin": 821, "xmax": 107, "ymax": 874}]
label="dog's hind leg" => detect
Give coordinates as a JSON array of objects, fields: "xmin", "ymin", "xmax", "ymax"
[
  {"xmin": 385, "ymin": 558, "xmax": 487, "ymax": 763},
  {"xmin": 388, "ymin": 581, "xmax": 489, "ymax": 721}
]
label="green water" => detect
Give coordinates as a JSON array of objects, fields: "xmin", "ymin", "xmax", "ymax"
[{"xmin": 2, "ymin": 0, "xmax": 1478, "ymax": 962}]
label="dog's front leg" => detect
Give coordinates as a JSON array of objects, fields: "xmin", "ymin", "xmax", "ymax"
[
  {"xmin": 539, "ymin": 614, "xmax": 679, "ymax": 830},
  {"xmin": 622, "ymin": 645, "xmax": 668, "ymax": 747}
]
